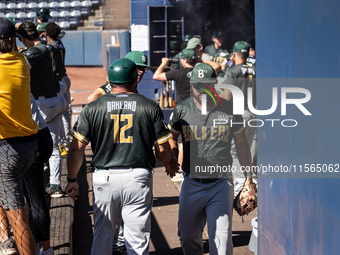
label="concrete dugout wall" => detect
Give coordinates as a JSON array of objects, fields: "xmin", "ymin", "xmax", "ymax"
[{"xmin": 256, "ymin": 0, "xmax": 340, "ymax": 254}]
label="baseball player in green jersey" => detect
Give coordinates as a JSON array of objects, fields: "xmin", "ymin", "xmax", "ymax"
[
  {"xmin": 66, "ymin": 58, "xmax": 178, "ymax": 255},
  {"xmin": 18, "ymin": 21, "xmax": 67, "ymax": 197},
  {"xmin": 87, "ymin": 51, "xmax": 150, "ymax": 103},
  {"xmin": 46, "ymin": 22, "xmax": 72, "ymax": 152},
  {"xmin": 204, "ymin": 30, "xmax": 230, "ymax": 64},
  {"xmin": 168, "ymin": 63, "xmax": 253, "ymax": 255},
  {"xmin": 220, "ymin": 41, "xmax": 257, "ymax": 175}
]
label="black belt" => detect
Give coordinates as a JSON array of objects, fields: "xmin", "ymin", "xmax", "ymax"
[
  {"xmin": 184, "ymin": 173, "xmax": 219, "ymax": 183},
  {"xmin": 191, "ymin": 178, "xmax": 219, "ymax": 183},
  {"xmin": 34, "ymin": 94, "xmax": 57, "ymax": 100}
]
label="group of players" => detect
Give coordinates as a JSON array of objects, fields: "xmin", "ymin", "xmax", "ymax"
[
  {"xmin": 67, "ymin": 32, "xmax": 256, "ymax": 255},
  {"xmin": 0, "ymin": 9, "xmax": 256, "ymax": 255},
  {"xmin": 0, "ymin": 7, "xmax": 71, "ymax": 255}
]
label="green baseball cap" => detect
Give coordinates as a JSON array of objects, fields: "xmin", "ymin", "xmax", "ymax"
[
  {"xmin": 125, "ymin": 51, "xmax": 150, "ymax": 68},
  {"xmin": 108, "ymin": 58, "xmax": 137, "ymax": 84},
  {"xmin": 37, "ymin": 23, "xmax": 47, "ymax": 33},
  {"xmin": 175, "ymin": 49, "xmax": 195, "ymax": 60},
  {"xmin": 183, "ymin": 34, "xmax": 193, "ymax": 42},
  {"xmin": 186, "ymin": 38, "xmax": 201, "ymax": 50},
  {"xmin": 232, "ymin": 41, "xmax": 249, "ymax": 54},
  {"xmin": 5, "ymin": 17, "xmax": 16, "ymax": 25},
  {"xmin": 189, "ymin": 63, "xmax": 217, "ymax": 84}
]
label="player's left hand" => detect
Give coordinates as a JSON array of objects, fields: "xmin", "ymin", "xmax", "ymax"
[
  {"xmin": 66, "ymin": 182, "xmax": 80, "ymax": 200},
  {"xmin": 164, "ymin": 158, "xmax": 180, "ymax": 178}
]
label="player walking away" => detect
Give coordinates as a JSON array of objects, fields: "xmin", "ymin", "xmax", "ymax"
[
  {"xmin": 66, "ymin": 58, "xmax": 178, "ymax": 255},
  {"xmin": 168, "ymin": 63, "xmax": 253, "ymax": 255},
  {"xmin": 153, "ymin": 48, "xmax": 197, "ymax": 174},
  {"xmin": 17, "ymin": 21, "xmax": 67, "ymax": 197},
  {"xmin": 87, "ymin": 51, "xmax": 150, "ymax": 103},
  {"xmin": 0, "ymin": 17, "xmax": 39, "ymax": 255},
  {"xmin": 46, "ymin": 22, "xmax": 72, "ymax": 152},
  {"xmin": 220, "ymin": 41, "xmax": 257, "ymax": 183}
]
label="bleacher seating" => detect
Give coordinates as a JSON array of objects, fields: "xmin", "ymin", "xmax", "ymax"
[{"xmin": 0, "ymin": 0, "xmax": 97, "ymax": 30}]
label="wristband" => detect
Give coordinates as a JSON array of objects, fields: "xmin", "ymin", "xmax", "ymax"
[{"xmin": 67, "ymin": 176, "xmax": 77, "ymax": 183}]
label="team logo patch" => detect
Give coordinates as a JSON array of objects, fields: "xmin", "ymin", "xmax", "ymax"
[
  {"xmin": 142, "ymin": 56, "xmax": 146, "ymax": 63},
  {"xmin": 97, "ymin": 187, "xmax": 103, "ymax": 192},
  {"xmin": 24, "ymin": 52, "xmax": 33, "ymax": 58}
]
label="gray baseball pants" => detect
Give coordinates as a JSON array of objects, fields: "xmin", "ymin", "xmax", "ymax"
[
  {"xmin": 178, "ymin": 176, "xmax": 234, "ymax": 255},
  {"xmin": 36, "ymin": 92, "xmax": 66, "ymax": 185},
  {"xmin": 91, "ymin": 168, "xmax": 152, "ymax": 255}
]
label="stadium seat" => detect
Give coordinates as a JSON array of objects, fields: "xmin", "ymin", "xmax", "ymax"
[
  {"xmin": 5, "ymin": 12, "xmax": 16, "ymax": 18},
  {"xmin": 0, "ymin": 4, "xmax": 6, "ymax": 10},
  {"xmin": 80, "ymin": 1, "xmax": 92, "ymax": 15},
  {"xmin": 27, "ymin": 11, "xmax": 36, "ymax": 19},
  {"xmin": 69, "ymin": 10, "xmax": 81, "ymax": 25},
  {"xmin": 27, "ymin": 2, "xmax": 38, "ymax": 10},
  {"xmin": 49, "ymin": 1, "xmax": 59, "ymax": 10},
  {"xmin": 91, "ymin": 0, "xmax": 101, "ymax": 5},
  {"xmin": 16, "ymin": 12, "xmax": 27, "ymax": 23},
  {"xmin": 38, "ymin": 2, "xmax": 49, "ymax": 8},
  {"xmin": 16, "ymin": 3, "xmax": 27, "ymax": 9},
  {"xmin": 6, "ymin": 3, "xmax": 16, "ymax": 10},
  {"xmin": 58, "ymin": 21, "xmax": 70, "ymax": 30},
  {"xmin": 0, "ymin": 13, "xmax": 5, "ymax": 18}
]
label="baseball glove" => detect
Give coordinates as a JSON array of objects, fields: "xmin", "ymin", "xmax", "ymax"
[{"xmin": 234, "ymin": 183, "xmax": 257, "ymax": 217}]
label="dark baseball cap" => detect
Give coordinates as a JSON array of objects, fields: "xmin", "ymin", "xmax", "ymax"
[
  {"xmin": 189, "ymin": 63, "xmax": 217, "ymax": 84},
  {"xmin": 232, "ymin": 41, "xmax": 249, "ymax": 54},
  {"xmin": 213, "ymin": 30, "xmax": 222, "ymax": 39},
  {"xmin": 0, "ymin": 17, "xmax": 22, "ymax": 39},
  {"xmin": 175, "ymin": 49, "xmax": 195, "ymax": 60}
]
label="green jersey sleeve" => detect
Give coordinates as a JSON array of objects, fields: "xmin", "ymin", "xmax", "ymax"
[
  {"xmin": 72, "ymin": 105, "xmax": 92, "ymax": 145},
  {"xmin": 153, "ymin": 105, "xmax": 173, "ymax": 144}
]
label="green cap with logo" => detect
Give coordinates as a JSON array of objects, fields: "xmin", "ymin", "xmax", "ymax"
[
  {"xmin": 108, "ymin": 58, "xmax": 137, "ymax": 84},
  {"xmin": 175, "ymin": 49, "xmax": 195, "ymax": 60},
  {"xmin": 189, "ymin": 63, "xmax": 217, "ymax": 84},
  {"xmin": 5, "ymin": 17, "xmax": 16, "ymax": 25},
  {"xmin": 125, "ymin": 51, "xmax": 150, "ymax": 68},
  {"xmin": 37, "ymin": 22, "xmax": 47, "ymax": 33},
  {"xmin": 186, "ymin": 38, "xmax": 201, "ymax": 50},
  {"xmin": 232, "ymin": 41, "xmax": 249, "ymax": 54}
]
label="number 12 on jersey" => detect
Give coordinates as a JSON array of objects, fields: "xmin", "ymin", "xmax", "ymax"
[{"xmin": 111, "ymin": 114, "xmax": 133, "ymax": 143}]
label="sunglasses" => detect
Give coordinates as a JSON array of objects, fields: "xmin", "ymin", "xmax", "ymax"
[{"xmin": 137, "ymin": 66, "xmax": 149, "ymax": 73}]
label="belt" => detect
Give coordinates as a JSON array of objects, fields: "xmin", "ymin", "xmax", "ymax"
[
  {"xmin": 191, "ymin": 178, "xmax": 219, "ymax": 183},
  {"xmin": 184, "ymin": 173, "xmax": 219, "ymax": 183},
  {"xmin": 34, "ymin": 94, "xmax": 57, "ymax": 100}
]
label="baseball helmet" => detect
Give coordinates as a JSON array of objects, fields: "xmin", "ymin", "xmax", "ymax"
[
  {"xmin": 36, "ymin": 8, "xmax": 50, "ymax": 22},
  {"xmin": 108, "ymin": 58, "xmax": 137, "ymax": 83}
]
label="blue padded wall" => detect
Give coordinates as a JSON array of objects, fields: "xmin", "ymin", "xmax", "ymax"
[
  {"xmin": 256, "ymin": 0, "xmax": 340, "ymax": 254},
  {"xmin": 63, "ymin": 31, "xmax": 84, "ymax": 66},
  {"xmin": 84, "ymin": 31, "xmax": 102, "ymax": 66}
]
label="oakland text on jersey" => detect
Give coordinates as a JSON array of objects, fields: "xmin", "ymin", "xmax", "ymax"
[{"xmin": 107, "ymin": 100, "xmax": 137, "ymax": 112}]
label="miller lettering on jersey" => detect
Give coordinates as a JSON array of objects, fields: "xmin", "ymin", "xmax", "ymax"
[
  {"xmin": 182, "ymin": 125, "xmax": 231, "ymax": 142},
  {"xmin": 107, "ymin": 101, "xmax": 137, "ymax": 112}
]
